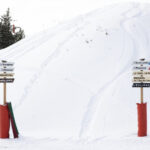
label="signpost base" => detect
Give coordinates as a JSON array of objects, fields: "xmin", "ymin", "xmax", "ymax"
[
  {"xmin": 137, "ymin": 103, "xmax": 147, "ymax": 137},
  {"xmin": 0, "ymin": 105, "xmax": 10, "ymax": 138}
]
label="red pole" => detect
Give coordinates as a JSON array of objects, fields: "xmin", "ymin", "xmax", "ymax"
[
  {"xmin": 137, "ymin": 103, "xmax": 147, "ymax": 136},
  {"xmin": 0, "ymin": 105, "xmax": 10, "ymax": 138},
  {"xmin": 13, "ymin": 25, "xmax": 15, "ymax": 33}
]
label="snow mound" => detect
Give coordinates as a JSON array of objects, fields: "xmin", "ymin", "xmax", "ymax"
[{"xmin": 0, "ymin": 2, "xmax": 150, "ymax": 139}]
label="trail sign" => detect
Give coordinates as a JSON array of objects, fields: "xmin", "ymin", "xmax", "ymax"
[
  {"xmin": 0, "ymin": 73, "xmax": 14, "ymax": 77},
  {"xmin": 0, "ymin": 78, "xmax": 14, "ymax": 83},
  {"xmin": 132, "ymin": 58, "xmax": 150, "ymax": 103},
  {"xmin": 133, "ymin": 60, "xmax": 150, "ymax": 83},
  {"xmin": 133, "ymin": 77, "xmax": 150, "ymax": 80},
  {"xmin": 133, "ymin": 71, "xmax": 150, "ymax": 75},
  {"xmin": 133, "ymin": 61, "xmax": 150, "ymax": 65},
  {"xmin": 133, "ymin": 66, "xmax": 150, "ymax": 70},
  {"xmin": 0, "ymin": 62, "xmax": 14, "ymax": 67},
  {"xmin": 133, "ymin": 80, "xmax": 150, "ymax": 82},
  {"xmin": 132, "ymin": 59, "xmax": 149, "ymax": 137},
  {"xmin": 0, "ymin": 68, "xmax": 14, "ymax": 72},
  {"xmin": 0, "ymin": 60, "xmax": 15, "ymax": 105},
  {"xmin": 132, "ymin": 83, "xmax": 150, "ymax": 87}
]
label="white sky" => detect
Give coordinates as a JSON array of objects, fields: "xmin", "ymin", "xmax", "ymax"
[{"xmin": 0, "ymin": 0, "xmax": 150, "ymax": 36}]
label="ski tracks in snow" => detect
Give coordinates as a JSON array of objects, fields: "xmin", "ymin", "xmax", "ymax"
[
  {"xmin": 121, "ymin": 3, "xmax": 150, "ymax": 58},
  {"xmin": 79, "ymin": 3, "xmax": 147, "ymax": 138},
  {"xmin": 14, "ymin": 19, "xmax": 90, "ymax": 109},
  {"xmin": 3, "ymin": 2, "xmax": 149, "ymax": 140}
]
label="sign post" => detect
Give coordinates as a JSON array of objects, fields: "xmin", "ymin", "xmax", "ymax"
[
  {"xmin": 141, "ymin": 87, "xmax": 143, "ymax": 104},
  {"xmin": 3, "ymin": 80, "xmax": 6, "ymax": 105},
  {"xmin": 0, "ymin": 61, "xmax": 14, "ymax": 105},
  {"xmin": 0, "ymin": 60, "xmax": 16, "ymax": 138},
  {"xmin": 132, "ymin": 58, "xmax": 150, "ymax": 137}
]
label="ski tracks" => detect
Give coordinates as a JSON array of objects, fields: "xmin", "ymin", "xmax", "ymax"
[
  {"xmin": 7, "ymin": 2, "xmax": 150, "ymax": 140},
  {"xmin": 79, "ymin": 3, "xmax": 145, "ymax": 138},
  {"xmin": 14, "ymin": 19, "xmax": 90, "ymax": 109}
]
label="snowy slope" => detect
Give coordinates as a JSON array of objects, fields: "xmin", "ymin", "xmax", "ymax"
[{"xmin": 1, "ymin": 2, "xmax": 150, "ymax": 149}]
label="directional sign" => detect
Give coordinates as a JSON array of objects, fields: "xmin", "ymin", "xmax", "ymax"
[
  {"xmin": 133, "ymin": 61, "xmax": 150, "ymax": 64},
  {"xmin": 0, "ymin": 62, "xmax": 14, "ymax": 67},
  {"xmin": 0, "ymin": 73, "xmax": 14, "ymax": 77},
  {"xmin": 133, "ymin": 71, "xmax": 150, "ymax": 75},
  {"xmin": 0, "ymin": 68, "xmax": 14, "ymax": 72},
  {"xmin": 132, "ymin": 83, "xmax": 150, "ymax": 87},
  {"xmin": 133, "ymin": 66, "xmax": 150, "ymax": 70},
  {"xmin": 133, "ymin": 77, "xmax": 150, "ymax": 80},
  {"xmin": 133, "ymin": 79, "xmax": 150, "ymax": 82},
  {"xmin": 0, "ymin": 78, "xmax": 14, "ymax": 83}
]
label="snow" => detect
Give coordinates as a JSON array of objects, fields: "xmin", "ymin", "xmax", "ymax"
[{"xmin": 0, "ymin": 2, "xmax": 150, "ymax": 149}]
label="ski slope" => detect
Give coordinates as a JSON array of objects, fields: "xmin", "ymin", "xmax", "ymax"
[{"xmin": 0, "ymin": 2, "xmax": 150, "ymax": 150}]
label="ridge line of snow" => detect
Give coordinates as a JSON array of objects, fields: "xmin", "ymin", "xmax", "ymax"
[{"xmin": 0, "ymin": 16, "xmax": 86, "ymax": 61}]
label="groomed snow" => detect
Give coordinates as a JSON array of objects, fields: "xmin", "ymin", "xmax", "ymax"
[{"xmin": 0, "ymin": 2, "xmax": 150, "ymax": 149}]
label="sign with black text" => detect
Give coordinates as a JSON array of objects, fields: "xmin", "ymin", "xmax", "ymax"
[
  {"xmin": 133, "ymin": 59, "xmax": 150, "ymax": 84},
  {"xmin": 0, "ymin": 73, "xmax": 14, "ymax": 77},
  {"xmin": 0, "ymin": 68, "xmax": 14, "ymax": 72},
  {"xmin": 0, "ymin": 62, "xmax": 14, "ymax": 67}
]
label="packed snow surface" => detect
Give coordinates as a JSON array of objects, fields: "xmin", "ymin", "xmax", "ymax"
[{"xmin": 0, "ymin": 2, "xmax": 150, "ymax": 149}]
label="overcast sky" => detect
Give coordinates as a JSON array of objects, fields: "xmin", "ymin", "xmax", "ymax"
[{"xmin": 0, "ymin": 0, "xmax": 150, "ymax": 36}]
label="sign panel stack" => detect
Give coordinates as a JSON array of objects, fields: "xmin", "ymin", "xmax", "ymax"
[
  {"xmin": 132, "ymin": 59, "xmax": 150, "ymax": 137},
  {"xmin": 0, "ymin": 60, "xmax": 18, "ymax": 139}
]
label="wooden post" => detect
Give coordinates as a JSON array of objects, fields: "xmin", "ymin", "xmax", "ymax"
[
  {"xmin": 3, "ymin": 76, "xmax": 6, "ymax": 105},
  {"xmin": 141, "ymin": 87, "xmax": 143, "ymax": 103},
  {"xmin": 139, "ymin": 58, "xmax": 145, "ymax": 104}
]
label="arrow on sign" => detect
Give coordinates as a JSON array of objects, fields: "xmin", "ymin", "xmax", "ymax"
[{"xmin": 0, "ymin": 78, "xmax": 14, "ymax": 83}]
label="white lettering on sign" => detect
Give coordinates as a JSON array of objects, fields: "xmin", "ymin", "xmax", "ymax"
[
  {"xmin": 0, "ymin": 78, "xmax": 14, "ymax": 83},
  {"xmin": 132, "ymin": 83, "xmax": 150, "ymax": 87}
]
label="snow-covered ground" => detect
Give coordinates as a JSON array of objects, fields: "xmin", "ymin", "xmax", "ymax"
[{"xmin": 0, "ymin": 2, "xmax": 150, "ymax": 149}]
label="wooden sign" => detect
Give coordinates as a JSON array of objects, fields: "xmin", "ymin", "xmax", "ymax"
[
  {"xmin": 0, "ymin": 78, "xmax": 14, "ymax": 83},
  {"xmin": 132, "ymin": 83, "xmax": 150, "ymax": 87},
  {"xmin": 133, "ymin": 77, "xmax": 150, "ymax": 80},
  {"xmin": 0, "ymin": 73, "xmax": 14, "ymax": 77},
  {"xmin": 133, "ymin": 79, "xmax": 150, "ymax": 82},
  {"xmin": 132, "ymin": 59, "xmax": 150, "ymax": 104},
  {"xmin": 0, "ymin": 60, "xmax": 15, "ymax": 105},
  {"xmin": 133, "ymin": 71, "xmax": 150, "ymax": 75}
]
